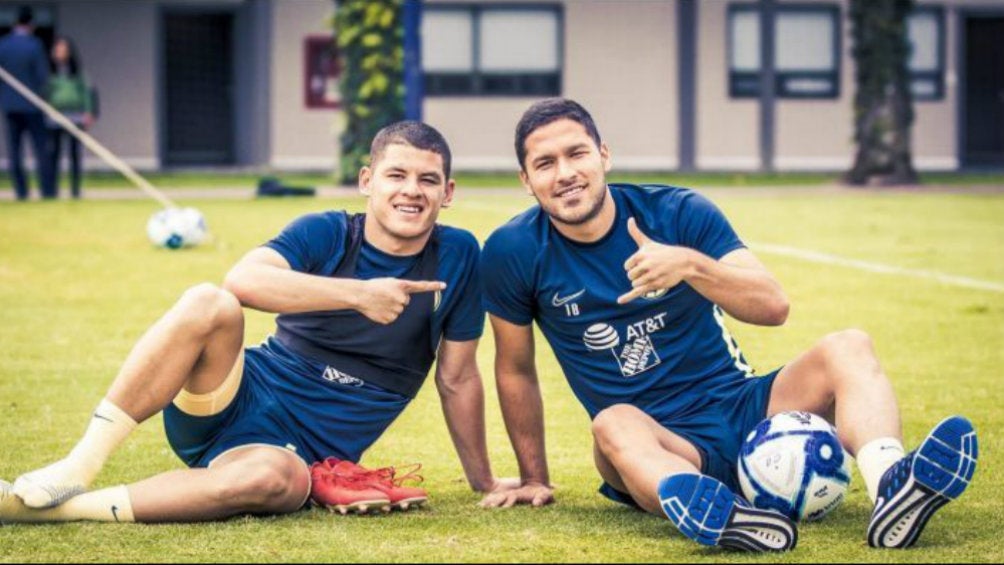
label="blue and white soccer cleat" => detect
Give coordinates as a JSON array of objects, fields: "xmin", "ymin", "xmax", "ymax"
[
  {"xmin": 867, "ymin": 415, "xmax": 978, "ymax": 548},
  {"xmin": 658, "ymin": 473, "xmax": 797, "ymax": 552}
]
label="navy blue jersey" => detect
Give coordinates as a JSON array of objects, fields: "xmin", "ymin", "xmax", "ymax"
[
  {"xmin": 264, "ymin": 210, "xmax": 484, "ymax": 396},
  {"xmin": 482, "ymin": 184, "xmax": 758, "ymax": 422}
]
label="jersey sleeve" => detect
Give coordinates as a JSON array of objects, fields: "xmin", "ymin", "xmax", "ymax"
[
  {"xmin": 264, "ymin": 212, "xmax": 344, "ymax": 274},
  {"xmin": 480, "ymin": 228, "xmax": 536, "ymax": 326},
  {"xmin": 675, "ymin": 191, "xmax": 745, "ymax": 260},
  {"xmin": 440, "ymin": 231, "xmax": 486, "ymax": 342}
]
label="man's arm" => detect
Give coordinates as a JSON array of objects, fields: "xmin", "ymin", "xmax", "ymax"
[
  {"xmin": 223, "ymin": 247, "xmax": 444, "ymax": 324},
  {"xmin": 479, "ymin": 315, "xmax": 554, "ymax": 508},
  {"xmin": 619, "ymin": 219, "xmax": 789, "ymax": 326},
  {"xmin": 435, "ymin": 338, "xmax": 499, "ymax": 493}
]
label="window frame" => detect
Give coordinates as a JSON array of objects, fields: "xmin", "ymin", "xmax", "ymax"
[
  {"xmin": 423, "ymin": 3, "xmax": 564, "ymax": 97},
  {"xmin": 303, "ymin": 35, "xmax": 341, "ymax": 109},
  {"xmin": 727, "ymin": 3, "xmax": 842, "ymax": 100},
  {"xmin": 907, "ymin": 5, "xmax": 946, "ymax": 102}
]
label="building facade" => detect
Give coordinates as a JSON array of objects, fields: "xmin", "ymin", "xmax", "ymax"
[{"xmin": 1, "ymin": 0, "xmax": 1002, "ymax": 173}]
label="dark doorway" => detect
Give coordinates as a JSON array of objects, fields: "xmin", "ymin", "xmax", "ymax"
[
  {"xmin": 163, "ymin": 12, "xmax": 234, "ymax": 165},
  {"xmin": 962, "ymin": 17, "xmax": 1004, "ymax": 167}
]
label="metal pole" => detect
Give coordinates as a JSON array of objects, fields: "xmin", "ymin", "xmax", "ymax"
[
  {"xmin": 0, "ymin": 64, "xmax": 176, "ymax": 208},
  {"xmin": 402, "ymin": 0, "xmax": 423, "ymax": 121}
]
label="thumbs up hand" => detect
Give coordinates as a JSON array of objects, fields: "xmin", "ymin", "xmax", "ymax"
[
  {"xmin": 626, "ymin": 215, "xmax": 651, "ymax": 247},
  {"xmin": 617, "ymin": 217, "xmax": 694, "ymax": 304}
]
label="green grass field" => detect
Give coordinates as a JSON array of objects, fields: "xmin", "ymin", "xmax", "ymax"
[{"xmin": 0, "ymin": 186, "xmax": 1002, "ymax": 562}]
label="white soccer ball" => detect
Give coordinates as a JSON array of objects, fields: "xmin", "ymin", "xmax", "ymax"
[
  {"xmin": 737, "ymin": 411, "xmax": 852, "ymax": 522},
  {"xmin": 146, "ymin": 207, "xmax": 207, "ymax": 249}
]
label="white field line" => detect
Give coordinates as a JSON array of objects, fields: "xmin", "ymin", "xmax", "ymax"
[{"xmin": 750, "ymin": 243, "xmax": 1004, "ymax": 293}]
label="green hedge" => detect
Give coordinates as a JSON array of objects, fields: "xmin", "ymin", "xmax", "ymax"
[{"xmin": 333, "ymin": 0, "xmax": 404, "ymax": 184}]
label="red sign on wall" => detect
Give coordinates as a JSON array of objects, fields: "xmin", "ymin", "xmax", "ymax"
[{"xmin": 304, "ymin": 35, "xmax": 340, "ymax": 109}]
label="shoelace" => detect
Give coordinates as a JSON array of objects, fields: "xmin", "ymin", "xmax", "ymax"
[
  {"xmin": 311, "ymin": 459, "xmax": 424, "ymax": 488},
  {"xmin": 310, "ymin": 462, "xmax": 375, "ymax": 490},
  {"xmin": 365, "ymin": 463, "xmax": 424, "ymax": 487}
]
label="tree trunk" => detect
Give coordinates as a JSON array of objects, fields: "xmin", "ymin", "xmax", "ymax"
[{"xmin": 845, "ymin": 0, "xmax": 918, "ymax": 186}]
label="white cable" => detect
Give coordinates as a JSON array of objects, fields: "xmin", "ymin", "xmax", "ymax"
[{"xmin": 0, "ymin": 64, "xmax": 176, "ymax": 208}]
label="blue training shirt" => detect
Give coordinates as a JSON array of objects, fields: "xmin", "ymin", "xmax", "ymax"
[
  {"xmin": 266, "ymin": 210, "xmax": 484, "ymax": 347},
  {"xmin": 482, "ymin": 184, "xmax": 757, "ymax": 422}
]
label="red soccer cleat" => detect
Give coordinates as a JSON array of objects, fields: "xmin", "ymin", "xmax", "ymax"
[
  {"xmin": 360, "ymin": 463, "xmax": 429, "ymax": 511},
  {"xmin": 314, "ymin": 457, "xmax": 428, "ymax": 511},
  {"xmin": 309, "ymin": 458, "xmax": 390, "ymax": 515}
]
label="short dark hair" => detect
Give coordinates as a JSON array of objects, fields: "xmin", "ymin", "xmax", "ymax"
[
  {"xmin": 515, "ymin": 98, "xmax": 601, "ymax": 170},
  {"xmin": 370, "ymin": 121, "xmax": 452, "ymax": 179},
  {"xmin": 16, "ymin": 5, "xmax": 33, "ymax": 25}
]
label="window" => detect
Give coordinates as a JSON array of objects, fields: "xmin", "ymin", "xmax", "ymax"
[
  {"xmin": 907, "ymin": 6, "xmax": 945, "ymax": 101},
  {"xmin": 423, "ymin": 5, "xmax": 562, "ymax": 96},
  {"xmin": 304, "ymin": 36, "xmax": 340, "ymax": 109},
  {"xmin": 728, "ymin": 4, "xmax": 841, "ymax": 99}
]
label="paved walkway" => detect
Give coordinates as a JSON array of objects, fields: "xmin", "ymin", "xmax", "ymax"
[
  {"xmin": 2, "ymin": 183, "xmax": 1002, "ymax": 202},
  {"xmin": 0, "ymin": 185, "xmax": 360, "ymax": 201}
]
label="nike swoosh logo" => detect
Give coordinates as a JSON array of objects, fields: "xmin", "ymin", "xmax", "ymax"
[
  {"xmin": 93, "ymin": 413, "xmax": 114, "ymax": 423},
  {"xmin": 111, "ymin": 505, "xmax": 120, "ymax": 522},
  {"xmin": 552, "ymin": 289, "xmax": 585, "ymax": 307}
]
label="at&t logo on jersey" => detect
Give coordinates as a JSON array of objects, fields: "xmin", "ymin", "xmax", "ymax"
[{"xmin": 582, "ymin": 313, "xmax": 667, "ymax": 377}]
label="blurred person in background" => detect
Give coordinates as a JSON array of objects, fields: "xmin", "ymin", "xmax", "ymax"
[
  {"xmin": 47, "ymin": 35, "xmax": 94, "ymax": 199},
  {"xmin": 0, "ymin": 5, "xmax": 54, "ymax": 200}
]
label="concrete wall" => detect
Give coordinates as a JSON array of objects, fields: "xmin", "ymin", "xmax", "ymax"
[
  {"xmin": 422, "ymin": 0, "xmax": 556, "ymax": 171},
  {"xmin": 269, "ymin": 0, "xmax": 338, "ymax": 170},
  {"xmin": 0, "ymin": 0, "xmax": 340, "ymax": 172},
  {"xmin": 62, "ymin": 1, "xmax": 159, "ymax": 169},
  {"xmin": 1, "ymin": 0, "xmax": 993, "ymax": 174},
  {"xmin": 909, "ymin": 0, "xmax": 1004, "ymax": 170},
  {"xmin": 0, "ymin": 0, "xmax": 159, "ymax": 170},
  {"xmin": 424, "ymin": 0, "xmax": 678, "ymax": 172},
  {"xmin": 565, "ymin": 0, "xmax": 677, "ymax": 171},
  {"xmin": 913, "ymin": 0, "xmax": 957, "ymax": 170},
  {"xmin": 696, "ymin": 0, "xmax": 759, "ymax": 170},
  {"xmin": 773, "ymin": 0, "xmax": 855, "ymax": 171},
  {"xmin": 691, "ymin": 0, "xmax": 969, "ymax": 171}
]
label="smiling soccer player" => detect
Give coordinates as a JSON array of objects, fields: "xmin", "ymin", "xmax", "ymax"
[
  {"xmin": 478, "ymin": 98, "xmax": 978, "ymax": 552},
  {"xmin": 1, "ymin": 121, "xmax": 510, "ymax": 523}
]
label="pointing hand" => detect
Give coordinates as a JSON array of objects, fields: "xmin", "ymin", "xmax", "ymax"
[{"xmin": 358, "ymin": 278, "xmax": 446, "ymax": 324}]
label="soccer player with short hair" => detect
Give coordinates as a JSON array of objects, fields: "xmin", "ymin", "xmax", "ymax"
[
  {"xmin": 478, "ymin": 98, "xmax": 978, "ymax": 551},
  {"xmin": 1, "ymin": 121, "xmax": 510, "ymax": 523}
]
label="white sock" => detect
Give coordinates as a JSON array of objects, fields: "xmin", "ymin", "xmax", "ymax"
[
  {"xmin": 14, "ymin": 398, "xmax": 137, "ymax": 508},
  {"xmin": 1, "ymin": 482, "xmax": 134, "ymax": 523},
  {"xmin": 857, "ymin": 437, "xmax": 906, "ymax": 503}
]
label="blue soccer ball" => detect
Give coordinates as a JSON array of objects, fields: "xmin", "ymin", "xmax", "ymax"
[{"xmin": 737, "ymin": 411, "xmax": 852, "ymax": 522}]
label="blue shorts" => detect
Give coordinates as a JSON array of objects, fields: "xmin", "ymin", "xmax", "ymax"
[
  {"xmin": 599, "ymin": 368, "xmax": 780, "ymax": 507},
  {"xmin": 163, "ymin": 337, "xmax": 411, "ymax": 468}
]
